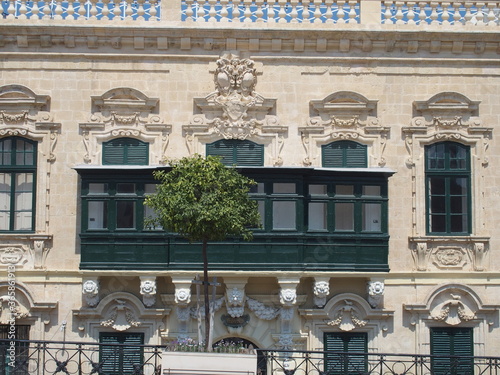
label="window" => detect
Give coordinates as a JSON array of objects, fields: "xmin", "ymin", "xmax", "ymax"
[
  {"xmin": 324, "ymin": 332, "xmax": 367, "ymax": 375},
  {"xmin": 431, "ymin": 327, "xmax": 473, "ymax": 375},
  {"xmin": 0, "ymin": 325, "xmax": 30, "ymax": 375},
  {"xmin": 99, "ymin": 332, "xmax": 144, "ymax": 375},
  {"xmin": 248, "ymin": 177, "xmax": 386, "ymax": 234},
  {"xmin": 103, "ymin": 138, "xmax": 149, "ymax": 165},
  {"xmin": 206, "ymin": 139, "xmax": 264, "ymax": 166},
  {"xmin": 425, "ymin": 142, "xmax": 470, "ymax": 235},
  {"xmin": 322, "ymin": 141, "xmax": 367, "ymax": 168},
  {"xmin": 0, "ymin": 137, "xmax": 36, "ymax": 232},
  {"xmin": 83, "ymin": 180, "xmax": 155, "ymax": 232}
]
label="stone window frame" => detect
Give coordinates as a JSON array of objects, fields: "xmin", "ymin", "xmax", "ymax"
[
  {"xmin": 300, "ymin": 91, "xmax": 389, "ymax": 168},
  {"xmin": 299, "ymin": 293, "xmax": 393, "ymax": 352},
  {"xmin": 404, "ymin": 284, "xmax": 499, "ymax": 357},
  {"xmin": 402, "ymin": 92, "xmax": 492, "ymax": 272},
  {"xmin": 79, "ymin": 88, "xmax": 171, "ymax": 166},
  {"xmin": 0, "ymin": 84, "xmax": 60, "ymax": 269},
  {"xmin": 0, "ymin": 281, "xmax": 57, "ymax": 340}
]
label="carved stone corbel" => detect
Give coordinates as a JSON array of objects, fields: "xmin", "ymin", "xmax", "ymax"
[
  {"xmin": 82, "ymin": 278, "xmax": 99, "ymax": 307},
  {"xmin": 313, "ymin": 278, "xmax": 330, "ymax": 308},
  {"xmin": 367, "ymin": 280, "xmax": 385, "ymax": 308},
  {"xmin": 140, "ymin": 276, "xmax": 157, "ymax": 307}
]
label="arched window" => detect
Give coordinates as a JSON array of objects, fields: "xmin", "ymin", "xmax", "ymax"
[
  {"xmin": 425, "ymin": 142, "xmax": 470, "ymax": 235},
  {"xmin": 0, "ymin": 137, "xmax": 37, "ymax": 231},
  {"xmin": 322, "ymin": 141, "xmax": 367, "ymax": 168},
  {"xmin": 206, "ymin": 139, "xmax": 264, "ymax": 166},
  {"xmin": 103, "ymin": 138, "xmax": 149, "ymax": 165}
]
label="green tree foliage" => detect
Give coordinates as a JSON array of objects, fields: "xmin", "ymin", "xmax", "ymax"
[{"xmin": 145, "ymin": 155, "xmax": 260, "ymax": 349}]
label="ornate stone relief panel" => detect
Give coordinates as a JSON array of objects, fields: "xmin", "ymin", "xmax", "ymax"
[
  {"xmin": 183, "ymin": 52, "xmax": 286, "ymax": 166},
  {"xmin": 300, "ymin": 91, "xmax": 389, "ymax": 167},
  {"xmin": 402, "ymin": 92, "xmax": 492, "ymax": 271},
  {"xmin": 79, "ymin": 88, "xmax": 171, "ymax": 165},
  {"xmin": 0, "ymin": 85, "xmax": 59, "ymax": 256},
  {"xmin": 404, "ymin": 284, "xmax": 499, "ymax": 356}
]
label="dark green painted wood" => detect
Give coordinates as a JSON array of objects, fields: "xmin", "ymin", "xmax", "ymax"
[
  {"xmin": 431, "ymin": 327, "xmax": 473, "ymax": 375},
  {"xmin": 206, "ymin": 139, "xmax": 264, "ymax": 166},
  {"xmin": 324, "ymin": 332, "xmax": 368, "ymax": 375},
  {"xmin": 100, "ymin": 332, "xmax": 144, "ymax": 375},
  {"xmin": 322, "ymin": 141, "xmax": 367, "ymax": 168},
  {"xmin": 103, "ymin": 138, "xmax": 149, "ymax": 165}
]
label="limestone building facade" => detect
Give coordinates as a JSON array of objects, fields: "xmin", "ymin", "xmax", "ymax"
[{"xmin": 1, "ymin": 0, "xmax": 500, "ymax": 366}]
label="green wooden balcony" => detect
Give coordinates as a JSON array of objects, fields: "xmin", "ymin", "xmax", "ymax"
[{"xmin": 79, "ymin": 232, "xmax": 389, "ymax": 272}]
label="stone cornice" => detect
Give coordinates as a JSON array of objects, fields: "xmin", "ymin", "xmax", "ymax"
[{"xmin": 1, "ymin": 23, "xmax": 499, "ymax": 58}]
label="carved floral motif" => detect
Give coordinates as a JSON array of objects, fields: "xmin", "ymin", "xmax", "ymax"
[
  {"xmin": 313, "ymin": 280, "xmax": 330, "ymax": 308},
  {"xmin": 82, "ymin": 279, "xmax": 99, "ymax": 307},
  {"xmin": 100, "ymin": 299, "xmax": 141, "ymax": 331},
  {"xmin": 326, "ymin": 300, "xmax": 367, "ymax": 331},
  {"xmin": 431, "ymin": 294, "xmax": 476, "ymax": 325}
]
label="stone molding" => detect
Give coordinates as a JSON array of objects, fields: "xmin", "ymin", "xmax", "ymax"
[
  {"xmin": 300, "ymin": 91, "xmax": 389, "ymax": 167},
  {"xmin": 183, "ymin": 52, "xmax": 286, "ymax": 166},
  {"xmin": 79, "ymin": 87, "xmax": 171, "ymax": 165},
  {"xmin": 1, "ymin": 25, "xmax": 499, "ymax": 58}
]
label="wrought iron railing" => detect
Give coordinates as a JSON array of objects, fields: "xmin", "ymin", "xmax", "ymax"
[{"xmin": 2, "ymin": 339, "xmax": 500, "ymax": 375}]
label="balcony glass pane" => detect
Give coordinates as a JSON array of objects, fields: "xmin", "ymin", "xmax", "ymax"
[
  {"xmin": 117, "ymin": 200, "xmax": 135, "ymax": 228},
  {"xmin": 362, "ymin": 203, "xmax": 381, "ymax": 231},
  {"xmin": 273, "ymin": 183, "xmax": 295, "ymax": 194},
  {"xmin": 88, "ymin": 201, "xmax": 107, "ymax": 229},
  {"xmin": 309, "ymin": 202, "xmax": 327, "ymax": 230},
  {"xmin": 273, "ymin": 201, "xmax": 296, "ymax": 229},
  {"xmin": 335, "ymin": 203, "xmax": 354, "ymax": 230}
]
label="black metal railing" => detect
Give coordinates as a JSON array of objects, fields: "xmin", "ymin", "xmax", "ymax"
[{"xmin": 2, "ymin": 339, "xmax": 500, "ymax": 375}]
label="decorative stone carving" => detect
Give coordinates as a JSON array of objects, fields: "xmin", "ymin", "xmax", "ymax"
[
  {"xmin": 189, "ymin": 296, "xmax": 225, "ymax": 319},
  {"xmin": 279, "ymin": 289, "xmax": 297, "ymax": 306},
  {"xmin": 313, "ymin": 279, "xmax": 330, "ymax": 308},
  {"xmin": 431, "ymin": 294, "xmax": 476, "ymax": 325},
  {"xmin": 176, "ymin": 306, "xmax": 191, "ymax": 322},
  {"xmin": 367, "ymin": 280, "xmax": 385, "ymax": 308},
  {"xmin": 221, "ymin": 314, "xmax": 250, "ymax": 334},
  {"xmin": 183, "ymin": 52, "xmax": 286, "ymax": 166},
  {"xmin": 301, "ymin": 91, "xmax": 389, "ymax": 167},
  {"xmin": 79, "ymin": 87, "xmax": 171, "ymax": 165},
  {"xmin": 326, "ymin": 300, "xmax": 367, "ymax": 331},
  {"xmin": 277, "ymin": 333, "xmax": 294, "ymax": 350},
  {"xmin": 82, "ymin": 279, "xmax": 99, "ymax": 307},
  {"xmin": 0, "ymin": 247, "xmax": 26, "ymax": 265},
  {"xmin": 410, "ymin": 238, "xmax": 488, "ymax": 272},
  {"xmin": 140, "ymin": 277, "xmax": 157, "ymax": 307},
  {"xmin": 246, "ymin": 297, "xmax": 280, "ymax": 320},
  {"xmin": 100, "ymin": 299, "xmax": 141, "ymax": 331},
  {"xmin": 0, "ymin": 295, "xmax": 30, "ymax": 323},
  {"xmin": 175, "ymin": 288, "xmax": 191, "ymax": 305},
  {"xmin": 225, "ymin": 287, "xmax": 246, "ymax": 318}
]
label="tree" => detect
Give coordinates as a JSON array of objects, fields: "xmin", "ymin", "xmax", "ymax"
[{"xmin": 145, "ymin": 154, "xmax": 260, "ymax": 350}]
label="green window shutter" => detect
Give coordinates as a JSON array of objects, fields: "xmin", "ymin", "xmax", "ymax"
[
  {"xmin": 206, "ymin": 140, "xmax": 235, "ymax": 165},
  {"xmin": 322, "ymin": 141, "xmax": 367, "ymax": 168},
  {"xmin": 324, "ymin": 332, "xmax": 367, "ymax": 375},
  {"xmin": 207, "ymin": 140, "xmax": 263, "ymax": 166},
  {"xmin": 431, "ymin": 327, "xmax": 473, "ymax": 375},
  {"xmin": 103, "ymin": 138, "xmax": 149, "ymax": 165},
  {"xmin": 100, "ymin": 332, "xmax": 144, "ymax": 375}
]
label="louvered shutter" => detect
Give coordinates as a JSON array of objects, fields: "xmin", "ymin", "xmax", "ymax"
[
  {"xmin": 431, "ymin": 328, "xmax": 473, "ymax": 375},
  {"xmin": 103, "ymin": 138, "xmax": 148, "ymax": 165},
  {"xmin": 236, "ymin": 140, "xmax": 264, "ymax": 166},
  {"xmin": 322, "ymin": 141, "xmax": 367, "ymax": 168},
  {"xmin": 324, "ymin": 332, "xmax": 367, "ymax": 375},
  {"xmin": 100, "ymin": 332, "xmax": 144, "ymax": 374},
  {"xmin": 207, "ymin": 140, "xmax": 264, "ymax": 166},
  {"xmin": 207, "ymin": 140, "xmax": 234, "ymax": 165}
]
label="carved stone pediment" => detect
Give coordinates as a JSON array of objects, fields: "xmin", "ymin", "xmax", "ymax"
[
  {"xmin": 79, "ymin": 87, "xmax": 171, "ymax": 165},
  {"xmin": 301, "ymin": 91, "xmax": 389, "ymax": 167},
  {"xmin": 183, "ymin": 52, "xmax": 286, "ymax": 165},
  {"xmin": 405, "ymin": 284, "xmax": 498, "ymax": 327}
]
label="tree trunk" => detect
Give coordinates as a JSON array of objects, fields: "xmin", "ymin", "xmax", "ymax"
[{"xmin": 202, "ymin": 238, "xmax": 211, "ymax": 351}]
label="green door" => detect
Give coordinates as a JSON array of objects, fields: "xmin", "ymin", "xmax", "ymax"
[
  {"xmin": 324, "ymin": 332, "xmax": 368, "ymax": 375},
  {"xmin": 431, "ymin": 327, "xmax": 473, "ymax": 375},
  {"xmin": 99, "ymin": 332, "xmax": 144, "ymax": 374}
]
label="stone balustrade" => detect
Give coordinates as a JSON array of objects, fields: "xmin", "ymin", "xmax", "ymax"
[{"xmin": 1, "ymin": 0, "xmax": 499, "ymax": 26}]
